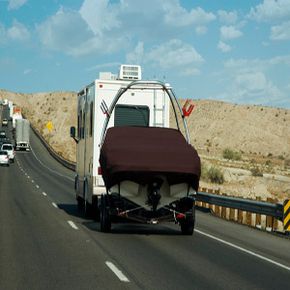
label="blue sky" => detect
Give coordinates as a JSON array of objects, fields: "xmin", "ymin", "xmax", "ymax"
[{"xmin": 0, "ymin": 0, "xmax": 290, "ymax": 108}]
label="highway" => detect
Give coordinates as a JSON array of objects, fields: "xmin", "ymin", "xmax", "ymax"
[{"xmin": 0, "ymin": 105, "xmax": 290, "ymax": 289}]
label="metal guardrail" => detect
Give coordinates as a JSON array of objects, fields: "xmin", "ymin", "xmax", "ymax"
[
  {"xmin": 195, "ymin": 192, "xmax": 284, "ymax": 221},
  {"xmin": 30, "ymin": 125, "xmax": 76, "ymax": 171}
]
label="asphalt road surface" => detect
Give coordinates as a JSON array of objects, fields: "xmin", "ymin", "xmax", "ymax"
[{"xmin": 0, "ymin": 105, "xmax": 290, "ymax": 290}]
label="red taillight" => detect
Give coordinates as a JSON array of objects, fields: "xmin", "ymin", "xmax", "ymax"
[
  {"xmin": 176, "ymin": 213, "xmax": 185, "ymax": 219},
  {"xmin": 98, "ymin": 167, "xmax": 102, "ymax": 175}
]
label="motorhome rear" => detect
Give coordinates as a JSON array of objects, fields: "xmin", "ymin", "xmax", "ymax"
[
  {"xmin": 71, "ymin": 65, "xmax": 170, "ymax": 215},
  {"xmin": 72, "ymin": 65, "xmax": 201, "ymax": 234}
]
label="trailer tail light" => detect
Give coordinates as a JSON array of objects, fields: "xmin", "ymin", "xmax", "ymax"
[
  {"xmin": 176, "ymin": 213, "xmax": 185, "ymax": 219},
  {"xmin": 98, "ymin": 167, "xmax": 102, "ymax": 175}
]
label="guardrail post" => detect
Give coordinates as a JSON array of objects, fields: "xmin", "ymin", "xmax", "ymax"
[
  {"xmin": 238, "ymin": 208, "xmax": 243, "ymax": 224},
  {"xmin": 255, "ymin": 196, "xmax": 262, "ymax": 228},
  {"xmin": 229, "ymin": 207, "xmax": 235, "ymax": 221},
  {"xmin": 246, "ymin": 211, "xmax": 252, "ymax": 226},
  {"xmin": 266, "ymin": 197, "xmax": 274, "ymax": 231}
]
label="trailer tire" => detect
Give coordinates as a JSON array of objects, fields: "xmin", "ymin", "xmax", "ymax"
[
  {"xmin": 180, "ymin": 214, "xmax": 194, "ymax": 235},
  {"xmin": 92, "ymin": 195, "xmax": 100, "ymax": 221},
  {"xmin": 77, "ymin": 196, "xmax": 84, "ymax": 211},
  {"xmin": 83, "ymin": 183, "xmax": 92, "ymax": 218},
  {"xmin": 100, "ymin": 195, "xmax": 111, "ymax": 232}
]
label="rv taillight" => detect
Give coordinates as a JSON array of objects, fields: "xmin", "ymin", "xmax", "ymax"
[
  {"xmin": 98, "ymin": 167, "xmax": 102, "ymax": 175},
  {"xmin": 176, "ymin": 213, "xmax": 185, "ymax": 219}
]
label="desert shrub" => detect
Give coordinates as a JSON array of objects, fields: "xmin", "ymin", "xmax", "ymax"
[
  {"xmin": 285, "ymin": 159, "xmax": 290, "ymax": 168},
  {"xmin": 202, "ymin": 164, "xmax": 224, "ymax": 184},
  {"xmin": 250, "ymin": 166, "xmax": 263, "ymax": 177},
  {"xmin": 278, "ymin": 155, "xmax": 285, "ymax": 160},
  {"xmin": 208, "ymin": 167, "xmax": 224, "ymax": 184},
  {"xmin": 223, "ymin": 148, "xmax": 242, "ymax": 161},
  {"xmin": 265, "ymin": 160, "xmax": 272, "ymax": 166}
]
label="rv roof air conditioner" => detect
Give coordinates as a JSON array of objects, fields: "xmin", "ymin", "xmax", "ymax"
[{"xmin": 118, "ymin": 65, "xmax": 142, "ymax": 81}]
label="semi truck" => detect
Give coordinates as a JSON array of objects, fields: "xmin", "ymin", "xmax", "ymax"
[
  {"xmin": 70, "ymin": 64, "xmax": 200, "ymax": 234},
  {"xmin": 15, "ymin": 118, "xmax": 30, "ymax": 151}
]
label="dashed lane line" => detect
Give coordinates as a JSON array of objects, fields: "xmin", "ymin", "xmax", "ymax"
[
  {"xmin": 42, "ymin": 192, "xmax": 47, "ymax": 196},
  {"xmin": 52, "ymin": 202, "xmax": 58, "ymax": 208},
  {"xmin": 105, "ymin": 261, "xmax": 130, "ymax": 282},
  {"xmin": 67, "ymin": 221, "xmax": 78, "ymax": 230}
]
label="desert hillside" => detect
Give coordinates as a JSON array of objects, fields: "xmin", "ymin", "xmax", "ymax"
[{"xmin": 1, "ymin": 89, "xmax": 289, "ymax": 201}]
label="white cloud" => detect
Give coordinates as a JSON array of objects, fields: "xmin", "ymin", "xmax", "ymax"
[
  {"xmin": 126, "ymin": 42, "xmax": 144, "ymax": 65},
  {"xmin": 218, "ymin": 10, "xmax": 238, "ymax": 24},
  {"xmin": 0, "ymin": 20, "xmax": 30, "ymax": 43},
  {"xmin": 37, "ymin": 8, "xmax": 90, "ymax": 54},
  {"xmin": 147, "ymin": 39, "xmax": 204, "ymax": 69},
  {"xmin": 7, "ymin": 20, "xmax": 30, "ymax": 41},
  {"xmin": 216, "ymin": 56, "xmax": 290, "ymax": 107},
  {"xmin": 217, "ymin": 41, "xmax": 232, "ymax": 53},
  {"xmin": 270, "ymin": 21, "xmax": 290, "ymax": 40},
  {"xmin": 232, "ymin": 72, "xmax": 284, "ymax": 103},
  {"xmin": 36, "ymin": 1, "xmax": 216, "ymax": 57},
  {"xmin": 7, "ymin": 0, "xmax": 27, "ymax": 10},
  {"xmin": 23, "ymin": 68, "xmax": 32, "ymax": 75},
  {"xmin": 127, "ymin": 39, "xmax": 204, "ymax": 75},
  {"xmin": 0, "ymin": 22, "xmax": 6, "ymax": 44},
  {"xmin": 220, "ymin": 25, "xmax": 243, "ymax": 40},
  {"xmin": 195, "ymin": 26, "xmax": 207, "ymax": 35},
  {"xmin": 79, "ymin": 0, "xmax": 120, "ymax": 36},
  {"xmin": 163, "ymin": 2, "xmax": 216, "ymax": 27},
  {"xmin": 180, "ymin": 67, "xmax": 200, "ymax": 76},
  {"xmin": 37, "ymin": 8, "xmax": 122, "ymax": 56},
  {"xmin": 248, "ymin": 0, "xmax": 290, "ymax": 22}
]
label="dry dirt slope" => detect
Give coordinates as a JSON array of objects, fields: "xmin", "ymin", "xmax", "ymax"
[{"xmin": 1, "ymin": 89, "xmax": 289, "ymax": 162}]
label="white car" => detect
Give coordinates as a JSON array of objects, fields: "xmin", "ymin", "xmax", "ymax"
[
  {"xmin": 1, "ymin": 144, "xmax": 15, "ymax": 163},
  {"xmin": 0, "ymin": 150, "xmax": 9, "ymax": 166},
  {"xmin": 2, "ymin": 118, "xmax": 8, "ymax": 126}
]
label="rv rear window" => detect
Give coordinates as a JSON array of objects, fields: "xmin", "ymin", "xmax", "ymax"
[{"xmin": 114, "ymin": 105, "xmax": 149, "ymax": 127}]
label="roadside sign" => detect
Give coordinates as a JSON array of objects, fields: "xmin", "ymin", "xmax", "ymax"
[
  {"xmin": 46, "ymin": 121, "xmax": 53, "ymax": 132},
  {"xmin": 283, "ymin": 199, "xmax": 290, "ymax": 231}
]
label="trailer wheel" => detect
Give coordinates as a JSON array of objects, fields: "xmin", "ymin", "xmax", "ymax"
[
  {"xmin": 92, "ymin": 195, "xmax": 100, "ymax": 221},
  {"xmin": 84, "ymin": 199, "xmax": 92, "ymax": 218},
  {"xmin": 180, "ymin": 214, "xmax": 194, "ymax": 235},
  {"xmin": 77, "ymin": 196, "xmax": 84, "ymax": 211},
  {"xmin": 100, "ymin": 195, "xmax": 111, "ymax": 232}
]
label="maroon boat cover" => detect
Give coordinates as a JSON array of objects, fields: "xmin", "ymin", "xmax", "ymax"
[{"xmin": 99, "ymin": 127, "xmax": 201, "ymax": 190}]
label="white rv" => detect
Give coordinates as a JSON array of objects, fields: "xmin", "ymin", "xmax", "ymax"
[{"xmin": 71, "ymin": 65, "xmax": 170, "ymax": 216}]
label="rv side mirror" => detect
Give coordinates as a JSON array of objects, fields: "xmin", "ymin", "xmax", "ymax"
[
  {"xmin": 70, "ymin": 126, "xmax": 78, "ymax": 143},
  {"xmin": 70, "ymin": 126, "xmax": 76, "ymax": 138}
]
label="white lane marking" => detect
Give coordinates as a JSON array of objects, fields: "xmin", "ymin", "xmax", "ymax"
[
  {"xmin": 30, "ymin": 146, "xmax": 74, "ymax": 182},
  {"xmin": 36, "ymin": 185, "xmax": 39, "ymax": 189},
  {"xmin": 52, "ymin": 202, "xmax": 58, "ymax": 208},
  {"xmin": 42, "ymin": 192, "xmax": 47, "ymax": 196},
  {"xmin": 27, "ymin": 176, "xmax": 30, "ymax": 179},
  {"xmin": 31, "ymin": 180, "xmax": 34, "ymax": 183},
  {"xmin": 105, "ymin": 261, "xmax": 130, "ymax": 282},
  {"xmin": 68, "ymin": 221, "xmax": 78, "ymax": 230},
  {"xmin": 195, "ymin": 229, "xmax": 290, "ymax": 272}
]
